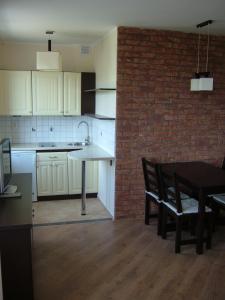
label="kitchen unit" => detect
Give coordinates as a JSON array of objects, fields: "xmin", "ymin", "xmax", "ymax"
[
  {"xmin": 0, "ymin": 70, "xmax": 32, "ymax": 116},
  {"xmin": 32, "ymin": 71, "xmax": 64, "ymax": 115},
  {"xmin": 37, "ymin": 152, "xmax": 68, "ymax": 196},
  {"xmin": 36, "ymin": 150, "xmax": 98, "ymax": 197},
  {"xmin": 0, "ymin": 70, "xmax": 95, "ymax": 116}
]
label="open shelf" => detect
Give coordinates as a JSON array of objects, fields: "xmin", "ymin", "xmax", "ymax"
[
  {"xmin": 85, "ymin": 114, "xmax": 116, "ymax": 120},
  {"xmin": 85, "ymin": 88, "xmax": 116, "ymax": 92}
]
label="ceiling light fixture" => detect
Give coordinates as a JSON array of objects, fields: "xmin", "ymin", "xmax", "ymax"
[
  {"xmin": 36, "ymin": 31, "xmax": 62, "ymax": 71},
  {"xmin": 190, "ymin": 20, "xmax": 213, "ymax": 91}
]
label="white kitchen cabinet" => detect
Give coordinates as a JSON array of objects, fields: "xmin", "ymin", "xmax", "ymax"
[
  {"xmin": 32, "ymin": 71, "xmax": 63, "ymax": 115},
  {"xmin": 37, "ymin": 161, "xmax": 53, "ymax": 196},
  {"xmin": 68, "ymin": 159, "xmax": 98, "ymax": 194},
  {"xmin": 37, "ymin": 152, "xmax": 68, "ymax": 196},
  {"xmin": 52, "ymin": 160, "xmax": 68, "ymax": 195},
  {"xmin": 64, "ymin": 72, "xmax": 81, "ymax": 116},
  {"xmin": 0, "ymin": 70, "xmax": 32, "ymax": 115}
]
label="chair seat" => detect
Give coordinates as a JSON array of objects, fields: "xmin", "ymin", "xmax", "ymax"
[
  {"xmin": 163, "ymin": 198, "xmax": 212, "ymax": 216},
  {"xmin": 212, "ymin": 194, "xmax": 225, "ymax": 206},
  {"xmin": 145, "ymin": 191, "xmax": 162, "ymax": 203},
  {"xmin": 168, "ymin": 187, "xmax": 189, "ymax": 200}
]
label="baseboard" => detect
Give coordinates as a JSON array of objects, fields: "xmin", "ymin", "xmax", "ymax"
[{"xmin": 37, "ymin": 193, "xmax": 98, "ymax": 201}]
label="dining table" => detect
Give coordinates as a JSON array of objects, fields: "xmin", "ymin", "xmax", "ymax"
[{"xmin": 161, "ymin": 161, "xmax": 225, "ymax": 254}]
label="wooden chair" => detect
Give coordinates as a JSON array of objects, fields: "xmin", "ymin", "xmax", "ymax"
[
  {"xmin": 210, "ymin": 157, "xmax": 225, "ymax": 220},
  {"xmin": 142, "ymin": 158, "xmax": 163, "ymax": 235},
  {"xmin": 161, "ymin": 170, "xmax": 213, "ymax": 253}
]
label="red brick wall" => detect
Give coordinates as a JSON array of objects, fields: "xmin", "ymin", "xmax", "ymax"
[{"xmin": 115, "ymin": 26, "xmax": 225, "ymax": 219}]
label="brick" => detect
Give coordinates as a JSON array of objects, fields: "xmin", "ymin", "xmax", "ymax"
[{"xmin": 115, "ymin": 26, "xmax": 225, "ymax": 220}]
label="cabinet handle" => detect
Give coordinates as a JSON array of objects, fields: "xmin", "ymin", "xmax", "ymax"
[{"xmin": 49, "ymin": 156, "xmax": 58, "ymax": 159}]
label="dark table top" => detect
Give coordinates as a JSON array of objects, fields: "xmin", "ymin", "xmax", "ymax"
[
  {"xmin": 0, "ymin": 174, "xmax": 32, "ymax": 230},
  {"xmin": 162, "ymin": 161, "xmax": 225, "ymax": 194}
]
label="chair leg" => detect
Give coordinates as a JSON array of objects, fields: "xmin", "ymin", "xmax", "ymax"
[
  {"xmin": 145, "ymin": 195, "xmax": 150, "ymax": 225},
  {"xmin": 157, "ymin": 204, "xmax": 162, "ymax": 236},
  {"xmin": 162, "ymin": 207, "xmax": 168, "ymax": 239},
  {"xmin": 175, "ymin": 217, "xmax": 182, "ymax": 254},
  {"xmin": 206, "ymin": 213, "xmax": 212, "ymax": 249},
  {"xmin": 189, "ymin": 215, "xmax": 196, "ymax": 236}
]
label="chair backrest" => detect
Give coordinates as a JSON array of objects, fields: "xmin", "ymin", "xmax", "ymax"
[
  {"xmin": 161, "ymin": 170, "xmax": 193, "ymax": 214},
  {"xmin": 222, "ymin": 157, "xmax": 225, "ymax": 170},
  {"xmin": 142, "ymin": 158, "xmax": 163, "ymax": 199}
]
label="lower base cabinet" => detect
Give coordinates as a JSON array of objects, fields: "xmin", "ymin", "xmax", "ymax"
[
  {"xmin": 68, "ymin": 159, "xmax": 98, "ymax": 194},
  {"xmin": 37, "ymin": 152, "xmax": 98, "ymax": 197},
  {"xmin": 37, "ymin": 152, "xmax": 68, "ymax": 196}
]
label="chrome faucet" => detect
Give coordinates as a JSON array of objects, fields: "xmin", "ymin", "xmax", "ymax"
[{"xmin": 78, "ymin": 121, "xmax": 90, "ymax": 145}]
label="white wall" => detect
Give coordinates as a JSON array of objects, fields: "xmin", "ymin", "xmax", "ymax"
[
  {"xmin": 92, "ymin": 28, "xmax": 117, "ymax": 218},
  {"xmin": 0, "ymin": 41, "xmax": 94, "ymax": 72},
  {"xmin": 93, "ymin": 28, "xmax": 117, "ymax": 118}
]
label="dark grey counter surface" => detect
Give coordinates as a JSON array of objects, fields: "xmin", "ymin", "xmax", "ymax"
[{"xmin": 0, "ymin": 173, "xmax": 32, "ymax": 230}]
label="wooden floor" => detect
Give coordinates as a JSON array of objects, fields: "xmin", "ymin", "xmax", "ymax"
[
  {"xmin": 33, "ymin": 219, "xmax": 225, "ymax": 300},
  {"xmin": 33, "ymin": 198, "xmax": 111, "ymax": 225}
]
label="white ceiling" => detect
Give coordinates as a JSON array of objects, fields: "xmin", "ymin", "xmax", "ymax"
[{"xmin": 0, "ymin": 0, "xmax": 225, "ymax": 45}]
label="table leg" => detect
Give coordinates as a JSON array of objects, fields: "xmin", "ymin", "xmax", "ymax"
[
  {"xmin": 81, "ymin": 160, "xmax": 86, "ymax": 215},
  {"xmin": 196, "ymin": 188, "xmax": 205, "ymax": 254}
]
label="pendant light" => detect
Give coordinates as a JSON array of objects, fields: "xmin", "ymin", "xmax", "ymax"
[
  {"xmin": 36, "ymin": 31, "xmax": 62, "ymax": 71},
  {"xmin": 190, "ymin": 20, "xmax": 213, "ymax": 91}
]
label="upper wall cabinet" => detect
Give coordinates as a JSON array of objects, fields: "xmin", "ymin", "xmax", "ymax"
[
  {"xmin": 32, "ymin": 71, "xmax": 63, "ymax": 116},
  {"xmin": 0, "ymin": 70, "xmax": 32, "ymax": 116},
  {"xmin": 64, "ymin": 72, "xmax": 81, "ymax": 116}
]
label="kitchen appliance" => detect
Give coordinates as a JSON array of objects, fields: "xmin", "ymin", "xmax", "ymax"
[{"xmin": 11, "ymin": 151, "xmax": 37, "ymax": 201}]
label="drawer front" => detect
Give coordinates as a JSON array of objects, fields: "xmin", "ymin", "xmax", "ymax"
[{"xmin": 37, "ymin": 152, "xmax": 68, "ymax": 162}]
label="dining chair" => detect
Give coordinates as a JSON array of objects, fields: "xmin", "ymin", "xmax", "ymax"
[
  {"xmin": 209, "ymin": 157, "xmax": 225, "ymax": 219},
  {"xmin": 160, "ymin": 170, "xmax": 213, "ymax": 253},
  {"xmin": 142, "ymin": 158, "xmax": 163, "ymax": 235}
]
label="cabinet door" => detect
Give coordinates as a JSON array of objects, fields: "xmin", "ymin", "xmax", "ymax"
[
  {"xmin": 32, "ymin": 71, "xmax": 63, "ymax": 115},
  {"xmin": 0, "ymin": 70, "xmax": 32, "ymax": 116},
  {"xmin": 52, "ymin": 160, "xmax": 68, "ymax": 195},
  {"xmin": 64, "ymin": 72, "xmax": 81, "ymax": 115},
  {"xmin": 68, "ymin": 159, "xmax": 98, "ymax": 194},
  {"xmin": 37, "ymin": 161, "xmax": 52, "ymax": 196}
]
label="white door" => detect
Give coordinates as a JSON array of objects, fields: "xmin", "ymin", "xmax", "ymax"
[
  {"xmin": 0, "ymin": 70, "xmax": 32, "ymax": 116},
  {"xmin": 32, "ymin": 71, "xmax": 63, "ymax": 115},
  {"xmin": 37, "ymin": 161, "xmax": 53, "ymax": 196},
  {"xmin": 52, "ymin": 160, "xmax": 68, "ymax": 195},
  {"xmin": 64, "ymin": 72, "xmax": 81, "ymax": 116},
  {"xmin": 68, "ymin": 159, "xmax": 98, "ymax": 194}
]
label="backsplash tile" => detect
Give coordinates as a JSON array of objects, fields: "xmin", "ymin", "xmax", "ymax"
[{"xmin": 0, "ymin": 116, "xmax": 93, "ymax": 144}]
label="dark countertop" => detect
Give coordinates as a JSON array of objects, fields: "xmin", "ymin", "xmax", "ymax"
[{"xmin": 0, "ymin": 174, "xmax": 32, "ymax": 230}]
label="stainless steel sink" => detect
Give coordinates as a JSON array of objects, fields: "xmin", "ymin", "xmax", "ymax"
[
  {"xmin": 67, "ymin": 142, "xmax": 87, "ymax": 146},
  {"xmin": 39, "ymin": 142, "xmax": 56, "ymax": 147}
]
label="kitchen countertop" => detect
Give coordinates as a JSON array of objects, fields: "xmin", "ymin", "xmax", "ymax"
[
  {"xmin": 11, "ymin": 143, "xmax": 115, "ymax": 160},
  {"xmin": 68, "ymin": 145, "xmax": 114, "ymax": 161},
  {"xmin": 11, "ymin": 142, "xmax": 85, "ymax": 151}
]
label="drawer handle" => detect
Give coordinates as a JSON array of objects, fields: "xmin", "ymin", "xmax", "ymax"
[{"xmin": 49, "ymin": 156, "xmax": 58, "ymax": 159}]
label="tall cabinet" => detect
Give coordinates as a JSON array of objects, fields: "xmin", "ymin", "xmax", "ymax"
[
  {"xmin": 64, "ymin": 72, "xmax": 81, "ymax": 115},
  {"xmin": 32, "ymin": 71, "xmax": 63, "ymax": 115},
  {"xmin": 0, "ymin": 70, "xmax": 32, "ymax": 116}
]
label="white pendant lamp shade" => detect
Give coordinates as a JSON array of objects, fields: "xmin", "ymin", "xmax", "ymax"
[
  {"xmin": 36, "ymin": 31, "xmax": 62, "ymax": 71},
  {"xmin": 36, "ymin": 51, "xmax": 62, "ymax": 71},
  {"xmin": 190, "ymin": 20, "xmax": 213, "ymax": 92}
]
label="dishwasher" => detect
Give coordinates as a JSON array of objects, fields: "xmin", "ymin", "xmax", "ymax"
[{"xmin": 11, "ymin": 151, "xmax": 37, "ymax": 201}]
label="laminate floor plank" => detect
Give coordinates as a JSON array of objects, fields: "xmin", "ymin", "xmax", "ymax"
[{"xmin": 33, "ymin": 220, "xmax": 225, "ymax": 300}]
